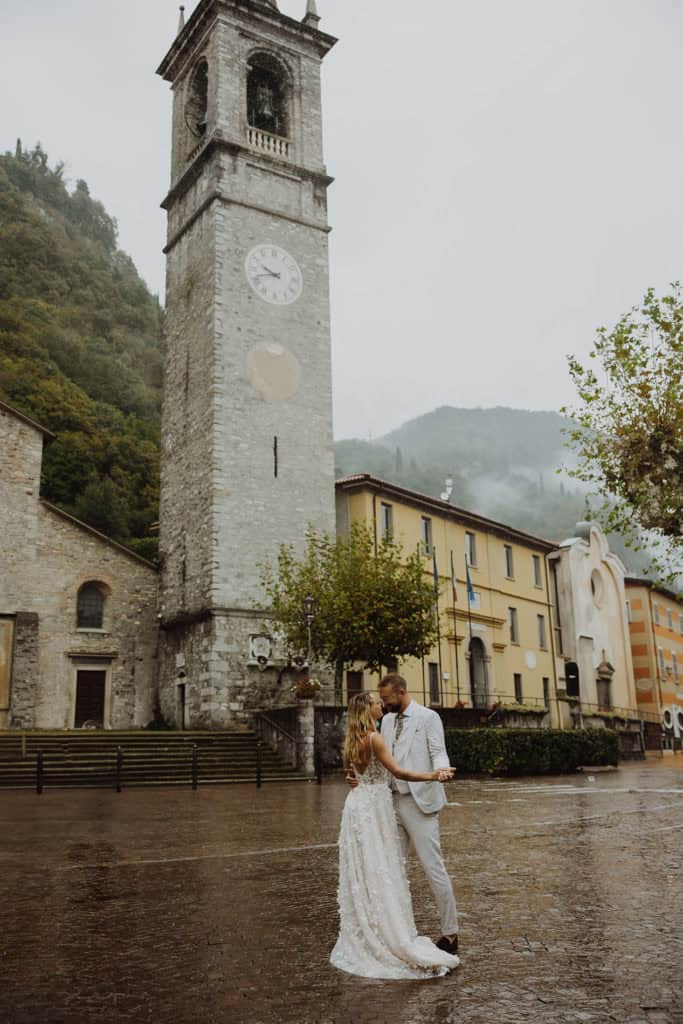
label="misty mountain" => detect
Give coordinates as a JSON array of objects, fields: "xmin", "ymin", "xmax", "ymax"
[
  {"xmin": 380, "ymin": 405, "xmax": 568, "ymax": 478},
  {"xmin": 334, "ymin": 406, "xmax": 655, "ymax": 575}
]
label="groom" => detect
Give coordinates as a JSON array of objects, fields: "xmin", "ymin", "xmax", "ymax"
[{"xmin": 378, "ymin": 673, "xmax": 460, "ymax": 955}]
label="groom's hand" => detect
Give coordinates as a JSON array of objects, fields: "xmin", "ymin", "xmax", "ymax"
[
  {"xmin": 345, "ymin": 771, "xmax": 359, "ymax": 789},
  {"xmin": 436, "ymin": 767, "xmax": 455, "ymax": 782}
]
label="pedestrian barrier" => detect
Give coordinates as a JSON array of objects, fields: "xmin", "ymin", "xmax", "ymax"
[{"xmin": 0, "ymin": 730, "xmax": 310, "ymax": 791}]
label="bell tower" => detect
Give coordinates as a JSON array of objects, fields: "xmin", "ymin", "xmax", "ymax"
[{"xmin": 156, "ymin": 0, "xmax": 337, "ymax": 726}]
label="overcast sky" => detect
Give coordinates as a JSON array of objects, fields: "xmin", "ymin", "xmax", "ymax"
[{"xmin": 2, "ymin": 1, "xmax": 682, "ymax": 440}]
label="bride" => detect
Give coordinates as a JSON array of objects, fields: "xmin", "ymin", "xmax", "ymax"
[{"xmin": 330, "ymin": 692, "xmax": 460, "ymax": 980}]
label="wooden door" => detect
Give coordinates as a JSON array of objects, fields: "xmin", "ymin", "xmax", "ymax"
[
  {"xmin": 75, "ymin": 671, "xmax": 106, "ymax": 728},
  {"xmin": 0, "ymin": 618, "xmax": 14, "ymax": 712}
]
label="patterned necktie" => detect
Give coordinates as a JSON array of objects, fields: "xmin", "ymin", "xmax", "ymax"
[{"xmin": 393, "ymin": 713, "xmax": 405, "ymax": 752}]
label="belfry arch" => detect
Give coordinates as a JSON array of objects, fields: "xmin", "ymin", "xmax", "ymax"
[{"xmin": 247, "ymin": 51, "xmax": 290, "ymax": 137}]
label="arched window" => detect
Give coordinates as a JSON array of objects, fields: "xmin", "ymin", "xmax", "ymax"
[
  {"xmin": 247, "ymin": 54, "xmax": 288, "ymax": 137},
  {"xmin": 468, "ymin": 637, "xmax": 489, "ymax": 709},
  {"xmin": 185, "ymin": 59, "xmax": 209, "ymax": 138},
  {"xmin": 77, "ymin": 583, "xmax": 105, "ymax": 630}
]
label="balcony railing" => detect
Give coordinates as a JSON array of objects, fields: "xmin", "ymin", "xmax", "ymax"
[
  {"xmin": 570, "ymin": 702, "xmax": 659, "ymax": 723},
  {"xmin": 246, "ymin": 126, "xmax": 291, "ymax": 159}
]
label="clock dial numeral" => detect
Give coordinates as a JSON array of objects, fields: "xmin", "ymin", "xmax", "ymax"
[{"xmin": 245, "ymin": 244, "xmax": 303, "ymax": 306}]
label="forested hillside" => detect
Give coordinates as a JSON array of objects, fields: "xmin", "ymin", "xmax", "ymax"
[{"xmin": 0, "ymin": 143, "xmax": 161, "ymax": 560}]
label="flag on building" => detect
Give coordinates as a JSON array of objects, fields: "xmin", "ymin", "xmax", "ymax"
[
  {"xmin": 450, "ymin": 550, "xmax": 458, "ymax": 602},
  {"xmin": 466, "ymin": 558, "xmax": 475, "ymax": 603}
]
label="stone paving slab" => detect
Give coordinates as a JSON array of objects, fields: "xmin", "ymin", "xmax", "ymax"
[{"xmin": 1, "ymin": 759, "xmax": 682, "ymax": 1024}]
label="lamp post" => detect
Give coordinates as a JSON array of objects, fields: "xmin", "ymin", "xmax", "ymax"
[{"xmin": 303, "ymin": 594, "xmax": 315, "ymax": 669}]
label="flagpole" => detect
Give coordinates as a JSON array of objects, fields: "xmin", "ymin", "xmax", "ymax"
[
  {"xmin": 418, "ymin": 543, "xmax": 427, "ymax": 706},
  {"xmin": 433, "ymin": 547, "xmax": 444, "ymax": 705},
  {"xmin": 466, "ymin": 555, "xmax": 474, "ymax": 705},
  {"xmin": 450, "ymin": 550, "xmax": 461, "ymax": 703}
]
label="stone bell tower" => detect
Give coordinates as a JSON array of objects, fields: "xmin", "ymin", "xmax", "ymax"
[{"xmin": 156, "ymin": 0, "xmax": 337, "ymax": 727}]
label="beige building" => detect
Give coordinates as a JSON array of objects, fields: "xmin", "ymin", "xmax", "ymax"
[
  {"xmin": 0, "ymin": 401, "xmax": 159, "ymax": 730},
  {"xmin": 625, "ymin": 578, "xmax": 683, "ymax": 747},
  {"xmin": 548, "ymin": 523, "xmax": 640, "ymax": 731},
  {"xmin": 336, "ymin": 475, "xmax": 560, "ymax": 724}
]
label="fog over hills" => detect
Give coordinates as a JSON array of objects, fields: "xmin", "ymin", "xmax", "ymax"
[{"xmin": 334, "ymin": 406, "xmax": 652, "ymax": 576}]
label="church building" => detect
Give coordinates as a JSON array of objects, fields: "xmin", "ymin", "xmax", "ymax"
[{"xmin": 0, "ymin": 401, "xmax": 159, "ymax": 730}]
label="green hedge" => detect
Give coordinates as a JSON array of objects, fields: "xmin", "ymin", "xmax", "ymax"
[{"xmin": 445, "ymin": 728, "xmax": 620, "ymax": 776}]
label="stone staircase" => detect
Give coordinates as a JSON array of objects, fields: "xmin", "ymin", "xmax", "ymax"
[{"xmin": 0, "ymin": 730, "xmax": 309, "ymax": 789}]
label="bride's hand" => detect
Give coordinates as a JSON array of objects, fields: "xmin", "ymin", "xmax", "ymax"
[{"xmin": 433, "ymin": 767, "xmax": 455, "ymax": 782}]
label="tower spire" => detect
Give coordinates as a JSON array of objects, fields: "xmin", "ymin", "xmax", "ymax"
[
  {"xmin": 303, "ymin": 0, "xmax": 320, "ymax": 27},
  {"xmin": 177, "ymin": 5, "xmax": 185, "ymax": 34}
]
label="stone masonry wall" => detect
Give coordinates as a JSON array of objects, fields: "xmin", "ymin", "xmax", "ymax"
[
  {"xmin": 0, "ymin": 408, "xmax": 42, "ymax": 610},
  {"xmin": 30, "ymin": 505, "xmax": 159, "ymax": 729},
  {"xmin": 9, "ymin": 613, "xmax": 40, "ymax": 729},
  {"xmin": 158, "ymin": 207, "xmax": 216, "ymax": 620},
  {"xmin": 158, "ymin": 6, "xmax": 336, "ymax": 726},
  {"xmin": 0, "ymin": 403, "xmax": 159, "ymax": 730}
]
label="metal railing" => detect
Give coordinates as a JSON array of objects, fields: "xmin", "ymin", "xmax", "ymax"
[
  {"xmin": 29, "ymin": 739, "xmax": 270, "ymax": 793},
  {"xmin": 442, "ymin": 692, "xmax": 551, "ymax": 713},
  {"xmin": 254, "ymin": 708, "xmax": 298, "ymax": 769},
  {"xmin": 571, "ymin": 702, "xmax": 656, "ymax": 723}
]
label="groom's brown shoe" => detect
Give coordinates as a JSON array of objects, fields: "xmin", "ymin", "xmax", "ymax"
[{"xmin": 436, "ymin": 935, "xmax": 459, "ymax": 955}]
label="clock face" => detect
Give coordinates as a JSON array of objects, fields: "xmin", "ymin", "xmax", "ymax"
[{"xmin": 245, "ymin": 245, "xmax": 303, "ymax": 305}]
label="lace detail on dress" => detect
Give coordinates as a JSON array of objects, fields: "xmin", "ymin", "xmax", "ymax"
[
  {"xmin": 330, "ymin": 733, "xmax": 459, "ymax": 980},
  {"xmin": 353, "ymin": 735, "xmax": 389, "ymax": 787}
]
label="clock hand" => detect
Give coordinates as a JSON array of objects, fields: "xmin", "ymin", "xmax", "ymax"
[{"xmin": 260, "ymin": 264, "xmax": 281, "ymax": 279}]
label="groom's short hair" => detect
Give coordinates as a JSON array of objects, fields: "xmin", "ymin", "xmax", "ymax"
[{"xmin": 380, "ymin": 673, "xmax": 407, "ymax": 693}]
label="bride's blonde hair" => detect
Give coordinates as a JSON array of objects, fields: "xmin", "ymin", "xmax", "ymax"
[{"xmin": 344, "ymin": 693, "xmax": 378, "ymax": 769}]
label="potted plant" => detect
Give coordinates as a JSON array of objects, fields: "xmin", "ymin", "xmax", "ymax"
[{"xmin": 292, "ymin": 676, "xmax": 322, "ymax": 700}]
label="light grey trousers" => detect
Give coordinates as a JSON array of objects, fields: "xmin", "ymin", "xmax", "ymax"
[{"xmin": 393, "ymin": 792, "xmax": 459, "ymax": 936}]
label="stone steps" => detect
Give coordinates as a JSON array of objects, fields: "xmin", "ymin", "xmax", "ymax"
[{"xmin": 0, "ymin": 730, "xmax": 308, "ymax": 789}]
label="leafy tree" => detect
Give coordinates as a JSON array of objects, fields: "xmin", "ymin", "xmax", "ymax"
[
  {"xmin": 72, "ymin": 479, "xmax": 129, "ymax": 541},
  {"xmin": 0, "ymin": 143, "xmax": 162, "ymax": 558},
  {"xmin": 563, "ymin": 284, "xmax": 682, "ymax": 578},
  {"xmin": 261, "ymin": 524, "xmax": 439, "ymax": 676}
]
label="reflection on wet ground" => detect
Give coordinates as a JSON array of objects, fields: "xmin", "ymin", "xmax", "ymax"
[{"xmin": 1, "ymin": 758, "xmax": 682, "ymax": 1023}]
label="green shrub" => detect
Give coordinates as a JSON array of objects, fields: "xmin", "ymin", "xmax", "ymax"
[{"xmin": 445, "ymin": 728, "xmax": 619, "ymax": 775}]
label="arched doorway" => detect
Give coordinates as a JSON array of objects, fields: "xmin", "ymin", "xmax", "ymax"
[{"xmin": 469, "ymin": 637, "xmax": 488, "ymax": 709}]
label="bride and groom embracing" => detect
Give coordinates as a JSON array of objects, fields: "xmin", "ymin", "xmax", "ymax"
[{"xmin": 330, "ymin": 673, "xmax": 461, "ymax": 980}]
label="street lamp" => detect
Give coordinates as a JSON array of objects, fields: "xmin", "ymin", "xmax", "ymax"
[{"xmin": 303, "ymin": 594, "xmax": 315, "ymax": 668}]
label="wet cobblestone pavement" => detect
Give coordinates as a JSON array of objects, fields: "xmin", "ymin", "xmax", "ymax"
[{"xmin": 1, "ymin": 758, "xmax": 682, "ymax": 1024}]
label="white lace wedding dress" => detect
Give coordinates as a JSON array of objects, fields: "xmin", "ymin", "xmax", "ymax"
[{"xmin": 330, "ymin": 741, "xmax": 460, "ymax": 980}]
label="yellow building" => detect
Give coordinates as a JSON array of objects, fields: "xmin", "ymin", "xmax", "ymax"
[
  {"xmin": 625, "ymin": 578, "xmax": 683, "ymax": 748},
  {"xmin": 336, "ymin": 475, "xmax": 560, "ymax": 725}
]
